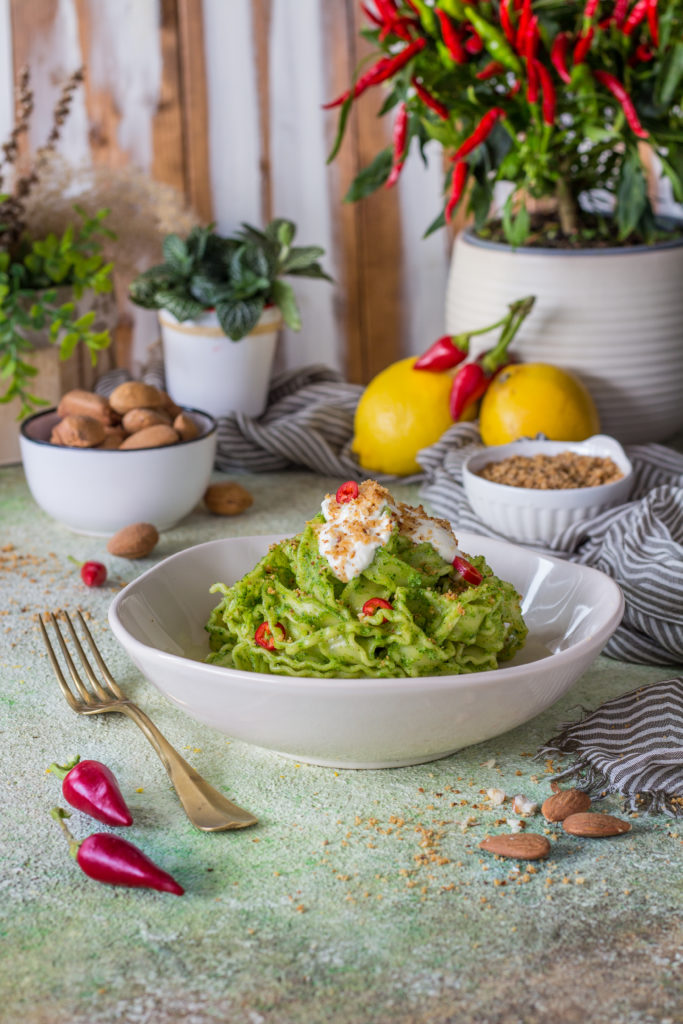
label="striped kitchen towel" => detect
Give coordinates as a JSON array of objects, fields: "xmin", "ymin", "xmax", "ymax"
[{"xmin": 537, "ymin": 677, "xmax": 683, "ymax": 817}]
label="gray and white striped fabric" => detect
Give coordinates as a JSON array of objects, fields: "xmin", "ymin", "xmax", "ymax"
[
  {"xmin": 537, "ymin": 677, "xmax": 683, "ymax": 817},
  {"xmin": 96, "ymin": 363, "xmax": 683, "ymax": 666}
]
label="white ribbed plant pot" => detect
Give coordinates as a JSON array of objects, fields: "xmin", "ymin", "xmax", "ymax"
[
  {"xmin": 159, "ymin": 306, "xmax": 282, "ymax": 419},
  {"xmin": 445, "ymin": 230, "xmax": 683, "ymax": 444}
]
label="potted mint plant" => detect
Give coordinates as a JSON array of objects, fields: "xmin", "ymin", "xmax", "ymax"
[
  {"xmin": 326, "ymin": 1, "xmax": 683, "ymax": 443},
  {"xmin": 129, "ymin": 219, "xmax": 331, "ymax": 418}
]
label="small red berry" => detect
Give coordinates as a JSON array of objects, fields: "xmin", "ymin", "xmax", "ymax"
[
  {"xmin": 81, "ymin": 561, "xmax": 107, "ymax": 587},
  {"xmin": 336, "ymin": 481, "xmax": 359, "ymax": 503},
  {"xmin": 452, "ymin": 556, "xmax": 482, "ymax": 586}
]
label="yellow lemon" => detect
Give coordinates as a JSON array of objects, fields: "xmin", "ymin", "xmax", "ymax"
[
  {"xmin": 352, "ymin": 356, "xmax": 464, "ymax": 476},
  {"xmin": 479, "ymin": 362, "xmax": 600, "ymax": 446}
]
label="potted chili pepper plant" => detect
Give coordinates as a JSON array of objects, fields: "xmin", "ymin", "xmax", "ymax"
[
  {"xmin": 129, "ymin": 219, "xmax": 331, "ymax": 418},
  {"xmin": 326, "ymin": 0, "xmax": 683, "ymax": 443}
]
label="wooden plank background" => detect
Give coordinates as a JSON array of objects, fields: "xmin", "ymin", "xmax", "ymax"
[{"xmin": 2, "ymin": 0, "xmax": 453, "ymax": 385}]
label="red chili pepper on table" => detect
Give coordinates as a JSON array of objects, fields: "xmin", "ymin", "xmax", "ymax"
[
  {"xmin": 550, "ymin": 33, "xmax": 572, "ymax": 84},
  {"xmin": 412, "ymin": 78, "xmax": 450, "ymax": 120},
  {"xmin": 323, "ymin": 37, "xmax": 427, "ymax": 108},
  {"xmin": 414, "ymin": 334, "xmax": 470, "ymax": 372},
  {"xmin": 452, "ymin": 556, "xmax": 483, "ymax": 587},
  {"xmin": 451, "ymin": 108, "xmax": 506, "ymax": 162},
  {"xmin": 255, "ymin": 621, "xmax": 286, "ymax": 651},
  {"xmin": 52, "ymin": 807, "xmax": 184, "ymax": 894},
  {"xmin": 48, "ymin": 756, "xmax": 133, "ymax": 827},
  {"xmin": 534, "ymin": 60, "xmax": 557, "ymax": 124},
  {"xmin": 336, "ymin": 480, "xmax": 359, "ymax": 503},
  {"xmin": 445, "ymin": 160, "xmax": 469, "ymax": 223},
  {"xmin": 594, "ymin": 70, "xmax": 649, "ymax": 138},
  {"xmin": 386, "ymin": 102, "xmax": 409, "ymax": 188},
  {"xmin": 436, "ymin": 8, "xmax": 466, "ymax": 63},
  {"xmin": 68, "ymin": 555, "xmax": 107, "ymax": 587},
  {"xmin": 361, "ymin": 597, "xmax": 393, "ymax": 622}
]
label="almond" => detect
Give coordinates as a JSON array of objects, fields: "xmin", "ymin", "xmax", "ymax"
[
  {"xmin": 541, "ymin": 788, "xmax": 591, "ymax": 822},
  {"xmin": 50, "ymin": 414, "xmax": 106, "ymax": 448},
  {"xmin": 562, "ymin": 812, "xmax": 631, "ymax": 837},
  {"xmin": 158, "ymin": 390, "xmax": 183, "ymax": 419},
  {"xmin": 478, "ymin": 833, "xmax": 551, "ymax": 860},
  {"xmin": 109, "ymin": 381, "xmax": 166, "ymax": 416},
  {"xmin": 173, "ymin": 411, "xmax": 200, "ymax": 442},
  {"xmin": 122, "ymin": 407, "xmax": 171, "ymax": 433},
  {"xmin": 107, "ymin": 522, "xmax": 159, "ymax": 559},
  {"xmin": 118, "ymin": 425, "xmax": 179, "ymax": 450},
  {"xmin": 57, "ymin": 388, "xmax": 115, "ymax": 425},
  {"xmin": 204, "ymin": 482, "xmax": 253, "ymax": 516}
]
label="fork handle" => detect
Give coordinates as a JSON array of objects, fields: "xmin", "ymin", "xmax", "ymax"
[{"xmin": 119, "ymin": 703, "xmax": 257, "ymax": 831}]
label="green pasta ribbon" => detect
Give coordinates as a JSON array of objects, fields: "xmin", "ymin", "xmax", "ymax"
[{"xmin": 205, "ymin": 514, "xmax": 527, "ymax": 679}]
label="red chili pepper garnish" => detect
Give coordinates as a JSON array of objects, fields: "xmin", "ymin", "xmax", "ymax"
[
  {"xmin": 646, "ymin": 0, "xmax": 659, "ymax": 46},
  {"xmin": 451, "ymin": 108, "xmax": 506, "ymax": 162},
  {"xmin": 411, "ymin": 77, "xmax": 450, "ymax": 119},
  {"xmin": 336, "ymin": 480, "xmax": 359, "ymax": 503},
  {"xmin": 550, "ymin": 33, "xmax": 572, "ymax": 84},
  {"xmin": 323, "ymin": 37, "xmax": 427, "ymax": 108},
  {"xmin": 386, "ymin": 101, "xmax": 409, "ymax": 188},
  {"xmin": 452, "ymin": 556, "xmax": 483, "ymax": 587},
  {"xmin": 623, "ymin": 0, "xmax": 648, "ymax": 34},
  {"xmin": 52, "ymin": 808, "xmax": 184, "ymax": 894},
  {"xmin": 361, "ymin": 597, "xmax": 393, "ymax": 623},
  {"xmin": 48, "ymin": 756, "xmax": 133, "ymax": 827},
  {"xmin": 594, "ymin": 70, "xmax": 649, "ymax": 138},
  {"xmin": 446, "ymin": 160, "xmax": 469, "ymax": 223},
  {"xmin": 436, "ymin": 8, "xmax": 466, "ymax": 63},
  {"xmin": 255, "ymin": 621, "xmax": 286, "ymax": 651},
  {"xmin": 476, "ymin": 60, "xmax": 505, "ymax": 80},
  {"xmin": 414, "ymin": 334, "xmax": 469, "ymax": 372},
  {"xmin": 534, "ymin": 60, "xmax": 557, "ymax": 124},
  {"xmin": 499, "ymin": 0, "xmax": 516, "ymax": 44},
  {"xmin": 573, "ymin": 27, "xmax": 595, "ymax": 64}
]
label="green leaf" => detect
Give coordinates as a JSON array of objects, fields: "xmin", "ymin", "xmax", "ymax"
[
  {"xmin": 281, "ymin": 246, "xmax": 326, "ymax": 273},
  {"xmin": 156, "ymin": 290, "xmax": 205, "ymax": 322},
  {"xmin": 163, "ymin": 234, "xmax": 191, "ymax": 274},
  {"xmin": 502, "ymin": 195, "xmax": 531, "ymax": 247},
  {"xmin": 344, "ymin": 148, "xmax": 393, "ymax": 202},
  {"xmin": 658, "ymin": 41, "xmax": 683, "ymax": 107},
  {"xmin": 658, "ymin": 155, "xmax": 683, "ymax": 204},
  {"xmin": 215, "ymin": 297, "xmax": 264, "ymax": 340},
  {"xmin": 326, "ymin": 91, "xmax": 355, "ymax": 165},
  {"xmin": 271, "ymin": 279, "xmax": 301, "ymax": 331},
  {"xmin": 423, "ymin": 209, "xmax": 446, "ymax": 238},
  {"xmin": 285, "ymin": 261, "xmax": 333, "ymax": 282},
  {"xmin": 615, "ymin": 149, "xmax": 647, "ymax": 240}
]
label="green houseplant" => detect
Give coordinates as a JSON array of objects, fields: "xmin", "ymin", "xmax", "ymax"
[
  {"xmin": 129, "ymin": 219, "xmax": 331, "ymax": 418},
  {"xmin": 0, "ymin": 68, "xmax": 114, "ymax": 421},
  {"xmin": 326, "ymin": 0, "xmax": 683, "ymax": 443}
]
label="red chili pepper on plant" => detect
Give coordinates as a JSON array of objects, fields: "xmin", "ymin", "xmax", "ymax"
[
  {"xmin": 573, "ymin": 27, "xmax": 595, "ymax": 64},
  {"xmin": 52, "ymin": 807, "xmax": 184, "ymax": 894},
  {"xmin": 526, "ymin": 57, "xmax": 539, "ymax": 102},
  {"xmin": 534, "ymin": 60, "xmax": 556, "ymax": 124},
  {"xmin": 515, "ymin": 0, "xmax": 532, "ymax": 54},
  {"xmin": 361, "ymin": 3, "xmax": 384, "ymax": 28},
  {"xmin": 594, "ymin": 70, "xmax": 649, "ymax": 138},
  {"xmin": 451, "ymin": 108, "xmax": 506, "ymax": 162},
  {"xmin": 323, "ymin": 37, "xmax": 427, "ymax": 108},
  {"xmin": 476, "ymin": 60, "xmax": 505, "ymax": 80},
  {"xmin": 436, "ymin": 8, "xmax": 466, "ymax": 63},
  {"xmin": 550, "ymin": 33, "xmax": 572, "ymax": 83},
  {"xmin": 414, "ymin": 334, "xmax": 470, "ymax": 372},
  {"xmin": 48, "ymin": 756, "xmax": 133, "ymax": 827},
  {"xmin": 613, "ymin": 0, "xmax": 629, "ymax": 26},
  {"xmin": 386, "ymin": 102, "xmax": 409, "ymax": 188},
  {"xmin": 255, "ymin": 622, "xmax": 286, "ymax": 651},
  {"xmin": 646, "ymin": 0, "xmax": 659, "ymax": 46},
  {"xmin": 464, "ymin": 31, "xmax": 484, "ymax": 55},
  {"xmin": 452, "ymin": 556, "xmax": 483, "ymax": 587},
  {"xmin": 499, "ymin": 0, "xmax": 516, "ymax": 45},
  {"xmin": 445, "ymin": 160, "xmax": 469, "ymax": 223},
  {"xmin": 412, "ymin": 78, "xmax": 450, "ymax": 120},
  {"xmin": 623, "ymin": 0, "xmax": 648, "ymax": 34}
]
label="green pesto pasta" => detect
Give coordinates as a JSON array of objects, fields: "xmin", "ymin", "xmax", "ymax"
[{"xmin": 205, "ymin": 502, "xmax": 527, "ymax": 679}]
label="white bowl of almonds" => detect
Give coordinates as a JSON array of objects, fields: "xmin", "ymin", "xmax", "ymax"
[
  {"xmin": 19, "ymin": 381, "xmax": 217, "ymax": 535},
  {"xmin": 463, "ymin": 434, "xmax": 633, "ymax": 546}
]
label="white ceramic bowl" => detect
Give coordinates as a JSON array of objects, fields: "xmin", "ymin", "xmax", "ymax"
[
  {"xmin": 108, "ymin": 532, "xmax": 624, "ymax": 769},
  {"xmin": 463, "ymin": 434, "xmax": 633, "ymax": 546},
  {"xmin": 19, "ymin": 407, "xmax": 217, "ymax": 536}
]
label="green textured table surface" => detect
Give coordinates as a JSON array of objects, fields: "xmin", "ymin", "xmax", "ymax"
[{"xmin": 1, "ymin": 464, "xmax": 681, "ymax": 1024}]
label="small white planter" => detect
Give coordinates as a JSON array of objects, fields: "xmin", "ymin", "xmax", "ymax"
[
  {"xmin": 445, "ymin": 229, "xmax": 683, "ymax": 444},
  {"xmin": 159, "ymin": 306, "xmax": 282, "ymax": 419}
]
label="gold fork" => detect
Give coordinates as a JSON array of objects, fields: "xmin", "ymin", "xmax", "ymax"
[{"xmin": 40, "ymin": 610, "xmax": 257, "ymax": 832}]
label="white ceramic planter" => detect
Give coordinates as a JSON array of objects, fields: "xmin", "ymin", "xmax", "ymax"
[
  {"xmin": 159, "ymin": 306, "xmax": 282, "ymax": 419},
  {"xmin": 445, "ymin": 230, "xmax": 683, "ymax": 444}
]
